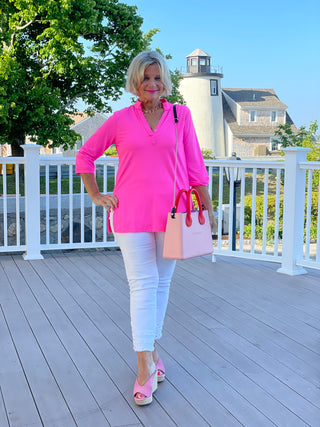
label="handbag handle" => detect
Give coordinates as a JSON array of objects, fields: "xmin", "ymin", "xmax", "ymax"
[
  {"xmin": 172, "ymin": 104, "xmax": 179, "ymax": 206},
  {"xmin": 171, "ymin": 105, "xmax": 205, "ymax": 227},
  {"xmin": 172, "ymin": 188, "xmax": 206, "ymax": 227}
]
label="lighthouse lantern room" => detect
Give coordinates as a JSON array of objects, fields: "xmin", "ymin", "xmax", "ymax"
[{"xmin": 179, "ymin": 48, "xmax": 225, "ymax": 157}]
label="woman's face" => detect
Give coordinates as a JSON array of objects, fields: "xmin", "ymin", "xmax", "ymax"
[{"xmin": 137, "ymin": 63, "xmax": 164, "ymax": 104}]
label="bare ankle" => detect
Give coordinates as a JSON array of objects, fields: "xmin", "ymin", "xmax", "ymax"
[
  {"xmin": 152, "ymin": 342, "xmax": 159, "ymax": 364},
  {"xmin": 136, "ymin": 351, "xmax": 155, "ymax": 384}
]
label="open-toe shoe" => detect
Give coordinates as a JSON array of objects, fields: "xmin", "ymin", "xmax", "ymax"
[
  {"xmin": 133, "ymin": 371, "xmax": 158, "ymax": 406},
  {"xmin": 156, "ymin": 357, "xmax": 165, "ymax": 383}
]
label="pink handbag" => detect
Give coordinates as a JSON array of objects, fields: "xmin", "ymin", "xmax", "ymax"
[
  {"xmin": 163, "ymin": 105, "xmax": 213, "ymax": 260},
  {"xmin": 163, "ymin": 188, "xmax": 213, "ymax": 260}
]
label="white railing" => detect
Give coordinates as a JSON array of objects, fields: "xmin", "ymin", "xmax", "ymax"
[
  {"xmin": 37, "ymin": 155, "xmax": 118, "ymax": 252},
  {"xmin": 0, "ymin": 157, "xmax": 25, "ymax": 253},
  {"xmin": 296, "ymin": 160, "xmax": 320, "ymax": 270},
  {"xmin": 0, "ymin": 145, "xmax": 319, "ymax": 275},
  {"xmin": 207, "ymin": 159, "xmax": 285, "ymax": 264}
]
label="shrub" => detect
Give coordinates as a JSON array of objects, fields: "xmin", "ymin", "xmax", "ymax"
[
  {"xmin": 305, "ymin": 225, "xmax": 318, "ymax": 242},
  {"xmin": 243, "ymin": 223, "xmax": 282, "ymax": 241},
  {"xmin": 104, "ymin": 145, "xmax": 118, "ymax": 156},
  {"xmin": 244, "ymin": 195, "xmax": 284, "ymax": 226},
  {"xmin": 201, "ymin": 149, "xmax": 214, "ymax": 159},
  {"xmin": 244, "ymin": 191, "xmax": 318, "ymax": 241}
]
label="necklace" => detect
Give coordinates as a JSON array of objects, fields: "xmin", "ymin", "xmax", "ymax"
[{"xmin": 142, "ymin": 102, "xmax": 163, "ymax": 114}]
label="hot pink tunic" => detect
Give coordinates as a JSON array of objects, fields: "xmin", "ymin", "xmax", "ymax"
[{"xmin": 76, "ymin": 99, "xmax": 209, "ymax": 232}]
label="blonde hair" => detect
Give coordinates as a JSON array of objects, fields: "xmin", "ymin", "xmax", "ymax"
[{"xmin": 126, "ymin": 51, "xmax": 172, "ymax": 97}]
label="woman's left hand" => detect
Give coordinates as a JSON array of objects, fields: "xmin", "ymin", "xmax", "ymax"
[
  {"xmin": 208, "ymin": 211, "xmax": 216, "ymax": 232},
  {"xmin": 192, "ymin": 185, "xmax": 216, "ymax": 232}
]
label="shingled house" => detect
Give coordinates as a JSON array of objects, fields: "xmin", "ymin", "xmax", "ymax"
[
  {"xmin": 0, "ymin": 112, "xmax": 108, "ymax": 159},
  {"xmin": 179, "ymin": 49, "xmax": 297, "ymax": 158},
  {"xmin": 58, "ymin": 112, "xmax": 108, "ymax": 157},
  {"xmin": 222, "ymin": 88, "xmax": 296, "ymax": 157}
]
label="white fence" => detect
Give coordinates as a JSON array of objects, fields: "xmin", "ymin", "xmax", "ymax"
[{"xmin": 0, "ymin": 145, "xmax": 319, "ymax": 275}]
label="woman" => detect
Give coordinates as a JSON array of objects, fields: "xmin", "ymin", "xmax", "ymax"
[{"xmin": 76, "ymin": 51, "xmax": 215, "ymax": 406}]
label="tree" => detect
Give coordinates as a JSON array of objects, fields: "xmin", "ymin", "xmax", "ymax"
[
  {"xmin": 274, "ymin": 120, "xmax": 320, "ymax": 190},
  {"xmin": 274, "ymin": 120, "xmax": 319, "ymax": 161},
  {"xmin": 165, "ymin": 69, "xmax": 185, "ymax": 105},
  {"xmin": 155, "ymin": 50, "xmax": 185, "ymax": 105},
  {"xmin": 0, "ymin": 0, "xmax": 149, "ymax": 156}
]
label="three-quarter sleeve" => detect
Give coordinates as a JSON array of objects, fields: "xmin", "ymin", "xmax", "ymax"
[
  {"xmin": 75, "ymin": 114, "xmax": 117, "ymax": 174},
  {"xmin": 182, "ymin": 106, "xmax": 209, "ymax": 186},
  {"xmin": 74, "ymin": 100, "xmax": 208, "ymax": 232}
]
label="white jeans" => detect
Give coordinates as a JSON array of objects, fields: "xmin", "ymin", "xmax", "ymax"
[{"xmin": 113, "ymin": 231, "xmax": 176, "ymax": 352}]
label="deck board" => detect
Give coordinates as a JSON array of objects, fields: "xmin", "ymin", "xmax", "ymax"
[
  {"xmin": 0, "ymin": 251, "xmax": 319, "ymax": 426},
  {"xmin": 46, "ymin": 252, "xmax": 210, "ymax": 426}
]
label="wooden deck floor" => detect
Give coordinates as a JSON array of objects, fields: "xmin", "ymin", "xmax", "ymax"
[{"xmin": 0, "ymin": 250, "xmax": 319, "ymax": 427}]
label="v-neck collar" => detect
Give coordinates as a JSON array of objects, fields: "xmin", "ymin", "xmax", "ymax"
[{"xmin": 134, "ymin": 98, "xmax": 170, "ymax": 134}]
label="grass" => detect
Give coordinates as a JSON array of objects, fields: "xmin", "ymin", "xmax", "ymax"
[
  {"xmin": 1, "ymin": 169, "xmax": 282, "ymax": 203},
  {"xmin": 0, "ymin": 175, "xmax": 115, "ymax": 196},
  {"xmin": 211, "ymin": 170, "xmax": 284, "ymax": 209}
]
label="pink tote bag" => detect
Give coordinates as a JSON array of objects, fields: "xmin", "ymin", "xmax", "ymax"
[{"xmin": 163, "ymin": 188, "xmax": 213, "ymax": 260}]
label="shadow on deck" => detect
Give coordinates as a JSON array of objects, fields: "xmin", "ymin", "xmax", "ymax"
[{"xmin": 0, "ymin": 251, "xmax": 319, "ymax": 426}]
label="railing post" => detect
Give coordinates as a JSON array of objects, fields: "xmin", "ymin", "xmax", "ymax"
[
  {"xmin": 277, "ymin": 147, "xmax": 310, "ymax": 275},
  {"xmin": 22, "ymin": 144, "xmax": 43, "ymax": 260}
]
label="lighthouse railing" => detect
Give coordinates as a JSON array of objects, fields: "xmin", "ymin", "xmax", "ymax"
[{"xmin": 180, "ymin": 65, "xmax": 223, "ymax": 74}]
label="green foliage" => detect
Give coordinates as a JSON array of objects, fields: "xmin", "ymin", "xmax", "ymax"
[
  {"xmin": 0, "ymin": 0, "xmax": 150, "ymax": 154},
  {"xmin": 309, "ymin": 192, "xmax": 320, "ymax": 227},
  {"xmin": 274, "ymin": 120, "xmax": 319, "ymax": 161},
  {"xmin": 153, "ymin": 47, "xmax": 185, "ymax": 105},
  {"xmin": 308, "ymin": 226, "xmax": 318, "ymax": 241},
  {"xmin": 244, "ymin": 195, "xmax": 284, "ymax": 226},
  {"xmin": 0, "ymin": 173, "xmax": 115, "ymax": 196},
  {"xmin": 243, "ymin": 223, "xmax": 283, "ymax": 241},
  {"xmin": 104, "ymin": 145, "xmax": 118, "ymax": 156},
  {"xmin": 124, "ymin": 45, "xmax": 185, "ymax": 107},
  {"xmin": 244, "ymin": 194, "xmax": 284, "ymax": 241},
  {"xmin": 165, "ymin": 69, "xmax": 185, "ymax": 105},
  {"xmin": 201, "ymin": 149, "xmax": 215, "ymax": 159},
  {"xmin": 274, "ymin": 120, "xmax": 320, "ymax": 189},
  {"xmin": 274, "ymin": 123, "xmax": 308, "ymax": 148},
  {"xmin": 244, "ymin": 192, "xmax": 318, "ymax": 241}
]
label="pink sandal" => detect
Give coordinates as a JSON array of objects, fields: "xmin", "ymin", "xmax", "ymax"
[
  {"xmin": 156, "ymin": 357, "xmax": 165, "ymax": 383},
  {"xmin": 133, "ymin": 371, "xmax": 158, "ymax": 406}
]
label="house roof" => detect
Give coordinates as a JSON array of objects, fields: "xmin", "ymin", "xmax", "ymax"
[
  {"xmin": 222, "ymin": 94, "xmax": 297, "ymax": 136},
  {"xmin": 222, "ymin": 88, "xmax": 287, "ymax": 108},
  {"xmin": 69, "ymin": 112, "xmax": 89, "ymax": 125},
  {"xmin": 186, "ymin": 48, "xmax": 210, "ymax": 58},
  {"xmin": 69, "ymin": 112, "xmax": 108, "ymax": 129}
]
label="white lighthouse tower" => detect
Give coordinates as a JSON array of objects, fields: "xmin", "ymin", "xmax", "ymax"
[{"xmin": 179, "ymin": 48, "xmax": 225, "ymax": 157}]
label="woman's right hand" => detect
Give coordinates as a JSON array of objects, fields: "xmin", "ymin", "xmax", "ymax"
[
  {"xmin": 80, "ymin": 173, "xmax": 118, "ymax": 211},
  {"xmin": 90, "ymin": 192, "xmax": 118, "ymax": 211}
]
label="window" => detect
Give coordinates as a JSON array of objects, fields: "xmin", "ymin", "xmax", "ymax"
[
  {"xmin": 249, "ymin": 110, "xmax": 257, "ymax": 122},
  {"xmin": 271, "ymin": 111, "xmax": 277, "ymax": 122},
  {"xmin": 191, "ymin": 58, "xmax": 197, "ymax": 66},
  {"xmin": 210, "ymin": 79, "xmax": 218, "ymax": 96},
  {"xmin": 270, "ymin": 138, "xmax": 281, "ymax": 151}
]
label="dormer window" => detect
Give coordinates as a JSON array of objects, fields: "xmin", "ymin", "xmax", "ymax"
[{"xmin": 249, "ymin": 110, "xmax": 257, "ymax": 122}]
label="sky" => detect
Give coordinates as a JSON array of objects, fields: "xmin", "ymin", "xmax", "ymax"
[{"xmin": 110, "ymin": 0, "xmax": 320, "ymax": 130}]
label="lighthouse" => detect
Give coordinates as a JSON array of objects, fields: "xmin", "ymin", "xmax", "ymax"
[{"xmin": 179, "ymin": 48, "xmax": 225, "ymax": 157}]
